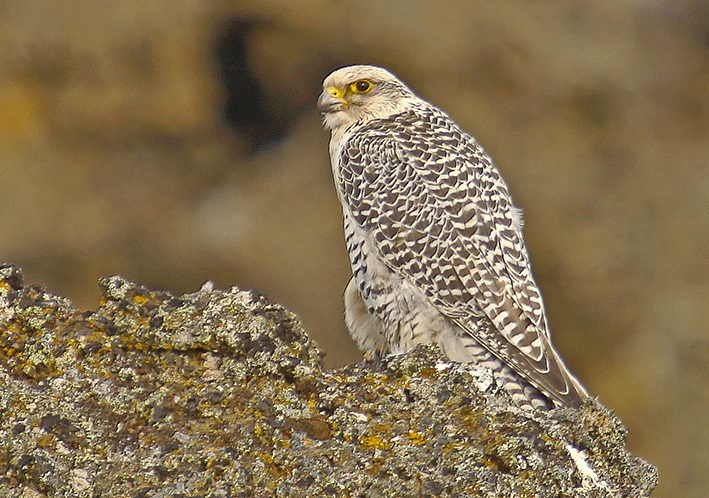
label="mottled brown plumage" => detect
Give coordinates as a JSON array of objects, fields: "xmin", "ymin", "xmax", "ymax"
[{"xmin": 319, "ymin": 65, "xmax": 588, "ymax": 409}]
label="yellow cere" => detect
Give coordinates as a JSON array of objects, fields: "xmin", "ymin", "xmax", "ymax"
[{"xmin": 326, "ymin": 86, "xmax": 344, "ymax": 100}]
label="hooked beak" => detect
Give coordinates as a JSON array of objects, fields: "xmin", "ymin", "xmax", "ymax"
[{"xmin": 317, "ymin": 86, "xmax": 346, "ymax": 113}]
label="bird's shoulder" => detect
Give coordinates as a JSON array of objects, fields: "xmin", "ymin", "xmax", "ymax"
[
  {"xmin": 340, "ymin": 105, "xmax": 516, "ymax": 222},
  {"xmin": 342, "ymin": 105, "xmax": 502, "ymax": 183},
  {"xmin": 346, "ymin": 105, "xmax": 467, "ymax": 147}
]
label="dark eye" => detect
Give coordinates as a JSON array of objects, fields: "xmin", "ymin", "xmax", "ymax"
[{"xmin": 353, "ymin": 79, "xmax": 372, "ymax": 93}]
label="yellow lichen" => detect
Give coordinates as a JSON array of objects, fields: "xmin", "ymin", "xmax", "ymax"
[
  {"xmin": 404, "ymin": 431, "xmax": 427, "ymax": 445},
  {"xmin": 360, "ymin": 435, "xmax": 392, "ymax": 450},
  {"xmin": 132, "ymin": 294, "xmax": 149, "ymax": 306}
]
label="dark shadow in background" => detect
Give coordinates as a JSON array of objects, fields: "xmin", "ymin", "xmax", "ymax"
[{"xmin": 213, "ymin": 18, "xmax": 291, "ymax": 154}]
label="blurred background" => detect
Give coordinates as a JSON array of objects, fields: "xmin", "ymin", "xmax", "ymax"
[{"xmin": 0, "ymin": 1, "xmax": 707, "ymax": 496}]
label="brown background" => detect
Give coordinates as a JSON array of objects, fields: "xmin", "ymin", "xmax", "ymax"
[{"xmin": 1, "ymin": 1, "xmax": 707, "ymax": 496}]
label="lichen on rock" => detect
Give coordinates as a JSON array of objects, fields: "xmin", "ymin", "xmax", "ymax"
[{"xmin": 0, "ymin": 264, "xmax": 657, "ymax": 497}]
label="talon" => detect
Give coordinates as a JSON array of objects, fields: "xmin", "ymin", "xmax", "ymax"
[{"xmin": 363, "ymin": 349, "xmax": 383, "ymax": 362}]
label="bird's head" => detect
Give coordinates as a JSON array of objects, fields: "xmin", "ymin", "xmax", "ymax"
[{"xmin": 318, "ymin": 65, "xmax": 415, "ymax": 130}]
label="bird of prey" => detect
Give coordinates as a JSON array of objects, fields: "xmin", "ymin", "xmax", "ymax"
[{"xmin": 318, "ymin": 65, "xmax": 588, "ymax": 410}]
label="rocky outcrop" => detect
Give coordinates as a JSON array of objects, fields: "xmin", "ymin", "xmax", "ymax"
[{"xmin": 0, "ymin": 265, "xmax": 656, "ymax": 497}]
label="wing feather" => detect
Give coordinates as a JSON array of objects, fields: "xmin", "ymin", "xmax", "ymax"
[{"xmin": 337, "ymin": 108, "xmax": 584, "ymax": 405}]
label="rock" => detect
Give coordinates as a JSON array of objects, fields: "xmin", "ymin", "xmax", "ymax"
[{"xmin": 0, "ymin": 264, "xmax": 656, "ymax": 497}]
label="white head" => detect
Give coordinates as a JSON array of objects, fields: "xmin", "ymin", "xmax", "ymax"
[{"xmin": 317, "ymin": 65, "xmax": 417, "ymax": 130}]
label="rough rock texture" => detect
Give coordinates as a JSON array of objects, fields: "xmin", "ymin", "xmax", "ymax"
[{"xmin": 0, "ymin": 265, "xmax": 656, "ymax": 497}]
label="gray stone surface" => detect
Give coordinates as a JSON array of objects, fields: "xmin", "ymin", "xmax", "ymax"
[{"xmin": 0, "ymin": 264, "xmax": 656, "ymax": 497}]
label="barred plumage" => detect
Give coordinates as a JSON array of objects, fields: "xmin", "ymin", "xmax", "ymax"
[{"xmin": 318, "ymin": 65, "xmax": 588, "ymax": 410}]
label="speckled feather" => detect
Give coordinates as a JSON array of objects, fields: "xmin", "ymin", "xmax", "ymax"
[{"xmin": 321, "ymin": 65, "xmax": 588, "ymax": 409}]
